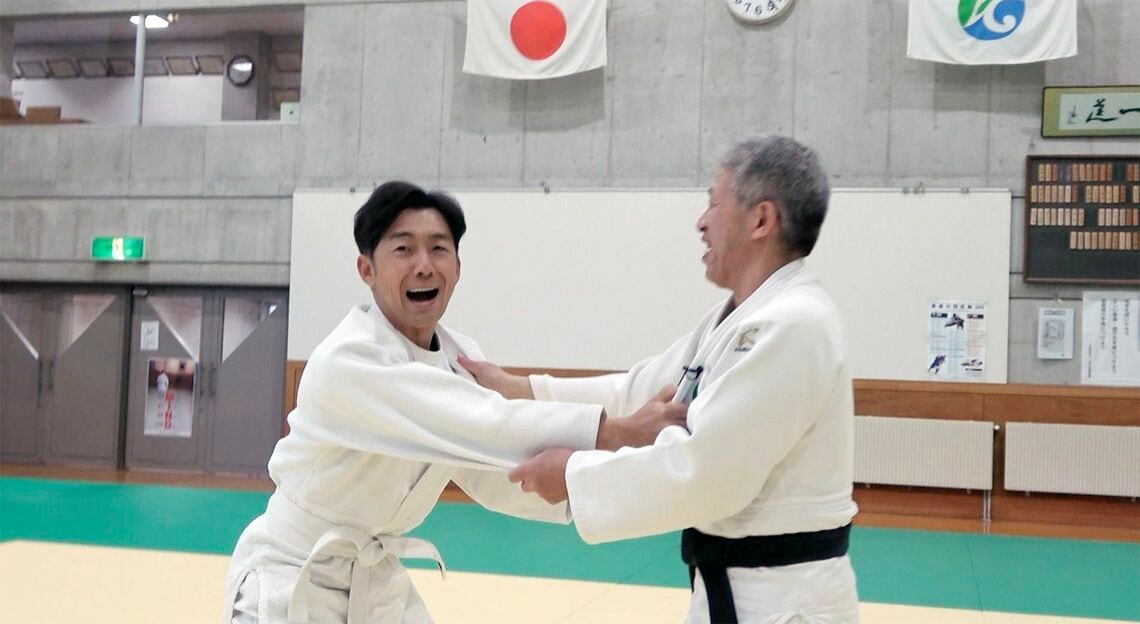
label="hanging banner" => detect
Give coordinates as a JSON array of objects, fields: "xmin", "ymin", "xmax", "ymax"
[
  {"xmin": 927, "ymin": 300, "xmax": 987, "ymax": 380},
  {"xmin": 1081, "ymin": 291, "xmax": 1140, "ymax": 386},
  {"xmin": 907, "ymin": 0, "xmax": 1077, "ymax": 65},
  {"xmin": 144, "ymin": 357, "xmax": 196, "ymax": 438}
]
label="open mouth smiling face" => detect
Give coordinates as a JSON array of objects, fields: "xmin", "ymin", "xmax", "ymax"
[
  {"xmin": 360, "ymin": 208, "xmax": 461, "ymax": 347},
  {"xmin": 406, "ymin": 287, "xmax": 440, "ymax": 303}
]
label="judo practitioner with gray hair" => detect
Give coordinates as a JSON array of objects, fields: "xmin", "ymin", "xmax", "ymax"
[
  {"xmin": 222, "ymin": 181, "xmax": 687, "ymax": 623},
  {"xmin": 463, "ymin": 136, "xmax": 860, "ymax": 623}
]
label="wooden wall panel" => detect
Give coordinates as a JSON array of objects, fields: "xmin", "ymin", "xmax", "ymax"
[
  {"xmin": 283, "ymin": 363, "xmax": 1139, "ymax": 530},
  {"xmin": 283, "ymin": 360, "xmax": 307, "ymax": 436},
  {"xmin": 852, "ymin": 486, "xmax": 983, "ymax": 520},
  {"xmin": 992, "ymin": 491, "xmax": 1139, "ymax": 528},
  {"xmin": 504, "ymin": 367, "xmax": 614, "ymax": 378},
  {"xmin": 983, "ymin": 394, "xmax": 1140, "ymax": 426},
  {"xmin": 854, "ymin": 389, "xmax": 985, "ymax": 420}
]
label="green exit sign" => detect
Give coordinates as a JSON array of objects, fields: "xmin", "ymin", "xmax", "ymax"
[{"xmin": 91, "ymin": 237, "xmax": 145, "ymax": 261}]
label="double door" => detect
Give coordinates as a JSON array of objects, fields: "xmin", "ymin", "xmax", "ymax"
[
  {"xmin": 0, "ymin": 287, "xmax": 129, "ymax": 466},
  {"xmin": 125, "ymin": 288, "xmax": 287, "ymax": 475}
]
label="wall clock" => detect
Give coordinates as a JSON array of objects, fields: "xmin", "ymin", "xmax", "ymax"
[{"xmin": 726, "ymin": 0, "xmax": 795, "ymax": 24}]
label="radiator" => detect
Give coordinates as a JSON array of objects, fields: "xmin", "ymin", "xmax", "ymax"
[
  {"xmin": 1004, "ymin": 422, "xmax": 1140, "ymax": 498},
  {"xmin": 854, "ymin": 416, "xmax": 994, "ymax": 490}
]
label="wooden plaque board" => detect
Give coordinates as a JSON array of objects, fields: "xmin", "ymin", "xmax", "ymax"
[{"xmin": 1024, "ymin": 155, "xmax": 1140, "ymax": 285}]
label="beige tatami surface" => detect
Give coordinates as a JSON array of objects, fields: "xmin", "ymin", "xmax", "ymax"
[{"xmin": 0, "ymin": 541, "xmax": 1128, "ymax": 624}]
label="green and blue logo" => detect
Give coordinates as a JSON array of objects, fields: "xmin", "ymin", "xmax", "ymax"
[{"xmin": 959, "ymin": 0, "xmax": 1025, "ymax": 41}]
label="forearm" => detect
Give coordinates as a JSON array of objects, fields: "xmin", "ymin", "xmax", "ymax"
[
  {"xmin": 453, "ymin": 468, "xmax": 571, "ymax": 523},
  {"xmin": 504, "ymin": 373, "xmax": 534, "ymax": 399},
  {"xmin": 594, "ymin": 410, "xmax": 619, "ymax": 451},
  {"xmin": 530, "ymin": 373, "xmax": 627, "ymax": 411}
]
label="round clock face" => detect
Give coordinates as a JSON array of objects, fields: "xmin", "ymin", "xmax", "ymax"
[{"xmin": 725, "ymin": 0, "xmax": 795, "ymax": 24}]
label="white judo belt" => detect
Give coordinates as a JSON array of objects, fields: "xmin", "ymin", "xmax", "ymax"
[
  {"xmin": 283, "ymin": 463, "xmax": 453, "ymax": 624},
  {"xmin": 287, "ymin": 527, "xmax": 445, "ymax": 624}
]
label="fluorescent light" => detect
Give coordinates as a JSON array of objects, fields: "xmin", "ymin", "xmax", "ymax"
[
  {"xmin": 129, "ymin": 14, "xmax": 170, "ymax": 29},
  {"xmin": 271, "ymin": 87, "xmax": 300, "ymax": 108},
  {"xmin": 47, "ymin": 59, "xmax": 79, "ymax": 79},
  {"xmin": 272, "ymin": 51, "xmax": 302, "ymax": 73},
  {"xmin": 107, "ymin": 58, "xmax": 135, "ymax": 77},
  {"xmin": 165, "ymin": 56, "xmax": 198, "ymax": 76},
  {"xmin": 195, "ymin": 55, "xmax": 225, "ymax": 75},
  {"xmin": 15, "ymin": 60, "xmax": 48, "ymax": 79},
  {"xmin": 78, "ymin": 59, "xmax": 109, "ymax": 78},
  {"xmin": 144, "ymin": 58, "xmax": 168, "ymax": 76}
]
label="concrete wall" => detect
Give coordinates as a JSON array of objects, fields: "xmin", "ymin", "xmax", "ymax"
[{"xmin": 2, "ymin": 0, "xmax": 1138, "ymax": 384}]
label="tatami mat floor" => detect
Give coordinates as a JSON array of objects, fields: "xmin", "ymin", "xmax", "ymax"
[
  {"xmin": 1, "ymin": 475, "xmax": 1137, "ymax": 623},
  {"xmin": 0, "ymin": 541, "xmax": 1132, "ymax": 624}
]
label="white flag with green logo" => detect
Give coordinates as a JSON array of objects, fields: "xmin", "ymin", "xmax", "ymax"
[{"xmin": 908, "ymin": 0, "xmax": 1077, "ymax": 65}]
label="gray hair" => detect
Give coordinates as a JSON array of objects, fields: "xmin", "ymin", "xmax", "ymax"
[{"xmin": 719, "ymin": 136, "xmax": 830, "ymax": 256}]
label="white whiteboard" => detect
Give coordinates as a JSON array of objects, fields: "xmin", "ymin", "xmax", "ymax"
[
  {"xmin": 807, "ymin": 190, "xmax": 1010, "ymax": 382},
  {"xmin": 289, "ymin": 188, "xmax": 1010, "ymax": 382}
]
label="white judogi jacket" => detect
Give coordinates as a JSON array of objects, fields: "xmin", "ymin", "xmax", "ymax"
[
  {"xmin": 531, "ymin": 260, "xmax": 860, "ymax": 623},
  {"xmin": 223, "ymin": 304, "xmax": 602, "ymax": 624}
]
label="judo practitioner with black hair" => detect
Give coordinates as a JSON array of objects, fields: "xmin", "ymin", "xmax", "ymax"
[{"xmin": 223, "ymin": 181, "xmax": 687, "ymax": 623}]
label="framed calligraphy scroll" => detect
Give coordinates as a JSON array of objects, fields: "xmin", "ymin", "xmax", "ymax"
[
  {"xmin": 1024, "ymin": 155, "xmax": 1140, "ymax": 285},
  {"xmin": 1041, "ymin": 86, "xmax": 1140, "ymax": 138}
]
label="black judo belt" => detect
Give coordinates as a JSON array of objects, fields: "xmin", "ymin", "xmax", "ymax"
[{"xmin": 680, "ymin": 524, "xmax": 851, "ymax": 624}]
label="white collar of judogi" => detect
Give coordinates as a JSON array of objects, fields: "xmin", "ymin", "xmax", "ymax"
[
  {"xmin": 360, "ymin": 303, "xmax": 449, "ymax": 368},
  {"xmin": 674, "ymin": 259, "xmax": 809, "ymax": 402}
]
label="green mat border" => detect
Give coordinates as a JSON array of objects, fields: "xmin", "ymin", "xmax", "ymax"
[{"xmin": 2, "ymin": 476, "xmax": 1136, "ymax": 621}]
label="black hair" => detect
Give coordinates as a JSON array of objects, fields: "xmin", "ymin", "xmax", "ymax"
[{"xmin": 353, "ymin": 181, "xmax": 467, "ymax": 256}]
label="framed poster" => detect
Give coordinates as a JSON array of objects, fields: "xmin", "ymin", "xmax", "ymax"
[
  {"xmin": 926, "ymin": 300, "xmax": 987, "ymax": 381},
  {"xmin": 1037, "ymin": 307, "xmax": 1074, "ymax": 360},
  {"xmin": 145, "ymin": 357, "xmax": 196, "ymax": 438},
  {"xmin": 1042, "ymin": 86, "xmax": 1140, "ymax": 138},
  {"xmin": 1081, "ymin": 291, "xmax": 1140, "ymax": 386}
]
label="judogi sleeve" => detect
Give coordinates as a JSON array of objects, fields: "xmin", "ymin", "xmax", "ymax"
[
  {"xmin": 563, "ymin": 316, "xmax": 841, "ymax": 544},
  {"xmin": 296, "ymin": 338, "xmax": 602, "ymax": 471},
  {"xmin": 528, "ymin": 333, "xmax": 693, "ymax": 418},
  {"xmin": 442, "ymin": 334, "xmax": 573, "ymax": 523},
  {"xmin": 450, "ymin": 469, "xmax": 571, "ymax": 523}
]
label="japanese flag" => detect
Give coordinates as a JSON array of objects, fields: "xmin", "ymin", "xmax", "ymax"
[{"xmin": 463, "ymin": 0, "xmax": 607, "ymax": 80}]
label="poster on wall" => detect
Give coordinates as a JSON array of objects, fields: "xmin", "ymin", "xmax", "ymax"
[
  {"xmin": 1081, "ymin": 291, "xmax": 1140, "ymax": 386},
  {"xmin": 1037, "ymin": 307, "xmax": 1075, "ymax": 360},
  {"xmin": 144, "ymin": 358, "xmax": 195, "ymax": 438},
  {"xmin": 140, "ymin": 321, "xmax": 159, "ymax": 351},
  {"xmin": 927, "ymin": 300, "xmax": 987, "ymax": 380}
]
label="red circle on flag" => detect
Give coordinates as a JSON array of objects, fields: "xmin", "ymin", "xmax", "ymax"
[{"xmin": 510, "ymin": 1, "xmax": 567, "ymax": 61}]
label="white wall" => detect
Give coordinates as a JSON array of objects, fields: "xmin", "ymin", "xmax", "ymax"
[
  {"xmin": 12, "ymin": 75, "xmax": 223, "ymax": 124},
  {"xmin": 11, "ymin": 35, "xmax": 288, "ymax": 124},
  {"xmin": 289, "ymin": 188, "xmax": 1011, "ymax": 381},
  {"xmin": 142, "ymin": 75, "xmax": 224, "ymax": 125}
]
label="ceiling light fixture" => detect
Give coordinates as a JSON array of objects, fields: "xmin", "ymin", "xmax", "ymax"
[{"xmin": 129, "ymin": 14, "xmax": 171, "ymax": 29}]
